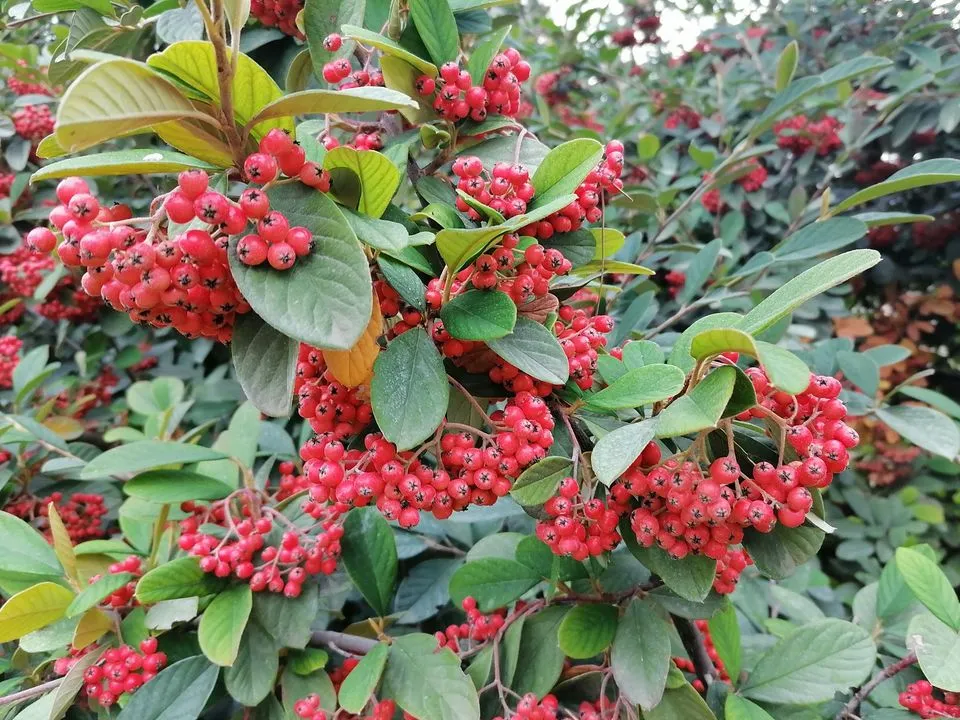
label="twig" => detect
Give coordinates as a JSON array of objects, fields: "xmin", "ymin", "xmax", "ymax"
[
  {"xmin": 310, "ymin": 630, "xmax": 380, "ymax": 656},
  {"xmin": 835, "ymin": 652, "xmax": 917, "ymax": 720},
  {"xmin": 675, "ymin": 616, "xmax": 715, "ymax": 688},
  {"xmin": 0, "ymin": 678, "xmax": 63, "ymax": 707}
]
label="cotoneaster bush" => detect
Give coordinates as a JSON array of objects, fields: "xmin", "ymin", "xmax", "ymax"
[{"xmin": 0, "ymin": 0, "xmax": 957, "ymax": 719}]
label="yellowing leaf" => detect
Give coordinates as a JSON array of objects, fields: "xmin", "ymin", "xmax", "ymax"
[
  {"xmin": 147, "ymin": 41, "xmax": 293, "ymax": 139},
  {"xmin": 43, "ymin": 416, "xmax": 84, "ymax": 440},
  {"xmin": 73, "ymin": 608, "xmax": 113, "ymax": 650},
  {"xmin": 324, "ymin": 296, "xmax": 383, "ymax": 387},
  {"xmin": 76, "ymin": 554, "xmax": 116, "ymax": 585},
  {"xmin": 36, "ymin": 133, "xmax": 67, "ymax": 159},
  {"xmin": 153, "ymin": 118, "xmax": 236, "ymax": 168},
  {"xmin": 56, "ymin": 58, "xmax": 217, "ymax": 153},
  {"xmin": 323, "ymin": 147, "xmax": 401, "ymax": 218},
  {"xmin": 47, "ymin": 503, "xmax": 79, "ymax": 587},
  {"xmin": 0, "ymin": 582, "xmax": 74, "ymax": 642}
]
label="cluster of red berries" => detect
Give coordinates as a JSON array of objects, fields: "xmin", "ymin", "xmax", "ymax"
[
  {"xmin": 610, "ymin": 13, "xmax": 662, "ymax": 47},
  {"xmin": 436, "ymin": 597, "xmax": 506, "ymax": 651},
  {"xmin": 250, "ymin": 0, "xmax": 303, "ymax": 38},
  {"xmin": 493, "ymin": 693, "xmax": 561, "ymax": 720},
  {"xmin": 0, "ymin": 335, "xmax": 21, "ymax": 388},
  {"xmin": 452, "ymin": 157, "xmax": 535, "ymax": 220},
  {"xmin": 853, "ymin": 159, "xmax": 902, "ymax": 186},
  {"xmin": 179, "ymin": 497, "xmax": 341, "ymax": 595},
  {"xmin": 0, "ymin": 172, "xmax": 14, "ymax": 198},
  {"xmin": 7, "ymin": 75, "xmax": 52, "ymax": 96},
  {"xmin": 911, "ymin": 213, "xmax": 959, "ymax": 251},
  {"xmin": 294, "ymin": 694, "xmax": 396, "ymax": 720},
  {"xmin": 867, "ymin": 225, "xmax": 897, "ymax": 249},
  {"xmin": 53, "ymin": 639, "xmax": 166, "ymax": 708},
  {"xmin": 701, "ymin": 184, "xmax": 725, "ymax": 215},
  {"xmin": 91, "ymin": 555, "xmax": 142, "ymax": 608},
  {"xmin": 53, "ymin": 367, "xmax": 119, "ymax": 419},
  {"xmin": 900, "ymin": 680, "xmax": 960, "ymax": 718},
  {"xmin": 3, "ymin": 492, "xmax": 108, "ymax": 542},
  {"xmin": 664, "ymin": 106, "xmax": 702, "ymax": 130},
  {"xmin": 536, "ymin": 476, "xmax": 626, "ymax": 561},
  {"xmin": 295, "ymin": 346, "xmax": 373, "ymax": 439},
  {"xmin": 738, "ymin": 159, "xmax": 768, "ymax": 192},
  {"xmin": 12, "ymin": 103, "xmax": 54, "ymax": 143},
  {"xmin": 662, "ymin": 269, "xmax": 685, "ymax": 299},
  {"xmin": 2, "ymin": 243, "xmax": 100, "ymax": 323},
  {"xmin": 416, "ymin": 51, "xmax": 531, "ymax": 122},
  {"xmin": 34, "ymin": 176, "xmax": 251, "ymax": 342},
  {"xmin": 774, "ymin": 115, "xmax": 843, "ymax": 155}
]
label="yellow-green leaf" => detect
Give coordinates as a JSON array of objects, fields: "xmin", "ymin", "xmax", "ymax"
[
  {"xmin": 381, "ymin": 56, "xmax": 436, "ymax": 124},
  {"xmin": 198, "ymin": 584, "xmax": 252, "ymax": 666},
  {"xmin": 153, "ymin": 119, "xmax": 236, "ymax": 168},
  {"xmin": 341, "ymin": 24, "xmax": 438, "ymax": 75},
  {"xmin": 47, "ymin": 503, "xmax": 79, "ymax": 587},
  {"xmin": 72, "ymin": 608, "xmax": 113, "ymax": 649},
  {"xmin": 147, "ymin": 41, "xmax": 292, "ymax": 139},
  {"xmin": 32, "ymin": 150, "xmax": 217, "ymax": 183},
  {"xmin": 0, "ymin": 582, "xmax": 74, "ymax": 642},
  {"xmin": 56, "ymin": 58, "xmax": 217, "ymax": 153},
  {"xmin": 248, "ymin": 87, "xmax": 419, "ymax": 127},
  {"xmin": 323, "ymin": 147, "xmax": 401, "ymax": 218}
]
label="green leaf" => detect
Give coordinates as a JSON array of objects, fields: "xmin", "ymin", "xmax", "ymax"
[
  {"xmin": 725, "ymin": 695, "xmax": 775, "ymax": 720},
  {"xmin": 80, "ymin": 441, "xmax": 228, "ymax": 480},
  {"xmin": 56, "ymin": 58, "xmax": 216, "ymax": 152},
  {"xmin": 754, "ymin": 342, "xmax": 810, "ymax": 395},
  {"xmin": 341, "ymin": 508, "xmax": 398, "ymax": 616},
  {"xmin": 775, "ymin": 40, "xmax": 798, "ymax": 90},
  {"xmin": 708, "ymin": 604, "xmax": 741, "ymax": 685},
  {"xmin": 836, "ymin": 351, "xmax": 879, "ymax": 397},
  {"xmin": 908, "ymin": 613, "xmax": 960, "ymax": 692},
  {"xmin": 677, "ymin": 239, "xmax": 723, "ymax": 305},
  {"xmin": 49, "ymin": 645, "xmax": 107, "ymax": 720},
  {"xmin": 0, "ymin": 511, "xmax": 62, "ymax": 580},
  {"xmin": 656, "ymin": 367, "xmax": 736, "ymax": 439},
  {"xmin": 669, "ymin": 313, "xmax": 744, "ymax": 373},
  {"xmin": 611, "ymin": 598, "xmax": 671, "ymax": 710},
  {"xmin": 510, "ymin": 457, "xmax": 572, "ymax": 506},
  {"xmin": 31, "ymin": 150, "xmax": 215, "ymax": 183},
  {"xmin": 773, "ymin": 218, "xmax": 867, "ymax": 261},
  {"xmin": 341, "ymin": 25, "xmax": 438, "ymax": 75},
  {"xmin": 378, "ymin": 255, "xmax": 427, "ymax": 313},
  {"xmin": 344, "ymin": 209, "xmax": 413, "ymax": 253},
  {"xmin": 514, "ymin": 536, "xmax": 587, "ymax": 582},
  {"xmin": 737, "ymin": 250, "xmax": 881, "ymax": 335},
  {"xmin": 288, "ymin": 648, "xmax": 329, "ymax": 675},
  {"xmin": 486, "ymin": 317, "xmax": 570, "ymax": 385},
  {"xmin": 324, "ymin": 147, "xmax": 401, "ymax": 218},
  {"xmin": 895, "ymin": 547, "xmax": 960, "ymax": 630},
  {"xmin": 0, "ymin": 582, "xmax": 73, "ymax": 642},
  {"xmin": 643, "ymin": 680, "xmax": 717, "ymax": 720},
  {"xmin": 136, "ymin": 557, "xmax": 227, "ymax": 604},
  {"xmin": 380, "ymin": 634, "xmax": 480, "ymax": 720},
  {"xmin": 588, "ymin": 364, "xmax": 685, "ymax": 411},
  {"xmin": 740, "ymin": 619, "xmax": 876, "ymax": 704},
  {"xmin": 116, "ymin": 656, "xmax": 219, "ymax": 720},
  {"xmin": 229, "ymin": 185, "xmax": 372, "ymax": 351},
  {"xmin": 435, "ymin": 225, "xmax": 504, "ymax": 272},
  {"xmin": 123, "ymin": 470, "xmax": 232, "ymax": 503},
  {"xmin": 832, "ymin": 159, "xmax": 960, "ymax": 214},
  {"xmin": 743, "ymin": 490, "xmax": 825, "ymax": 580},
  {"xmin": 224, "ymin": 618, "xmax": 279, "ymax": 706},
  {"xmin": 854, "ymin": 211, "xmax": 934, "ymax": 227},
  {"xmin": 66, "ymin": 573, "xmax": 134, "ymax": 618},
  {"xmin": 338, "ymin": 642, "xmax": 389, "ymax": 712},
  {"xmin": 558, "ymin": 604, "xmax": 618, "ymax": 659},
  {"xmin": 467, "ymin": 25, "xmax": 510, "ymax": 84},
  {"xmin": 440, "ymin": 290, "xmax": 517, "ymax": 341},
  {"xmin": 252, "ymin": 580, "xmax": 319, "ymax": 649},
  {"xmin": 863, "ymin": 344, "xmax": 911, "ymax": 367},
  {"xmin": 198, "ymin": 584, "xmax": 252, "ymax": 666},
  {"xmin": 875, "ymin": 405, "xmax": 960, "ymax": 459},
  {"xmin": 530, "ymin": 139, "xmax": 604, "ymax": 208},
  {"xmin": 231, "ymin": 313, "xmax": 298, "ymax": 418},
  {"xmin": 249, "ymin": 87, "xmax": 418, "ymax": 126},
  {"xmin": 304, "ymin": 0, "xmax": 365, "ymax": 81},
  {"xmin": 591, "ymin": 418, "xmax": 659, "ymax": 486},
  {"xmin": 637, "ymin": 133, "xmax": 660, "ymax": 160},
  {"xmin": 509, "ymin": 605, "xmax": 569, "ymax": 696},
  {"xmin": 627, "ymin": 543, "xmax": 716, "ymax": 602},
  {"xmin": 409, "ymin": 0, "xmax": 460, "ymax": 66},
  {"xmin": 371, "ymin": 327, "xmax": 448, "ymax": 450},
  {"xmin": 448, "ymin": 558, "xmax": 540, "ymax": 611},
  {"xmin": 896, "ymin": 386, "xmax": 960, "ymax": 420}
]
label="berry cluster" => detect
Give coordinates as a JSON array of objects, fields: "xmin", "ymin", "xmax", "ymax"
[
  {"xmin": 610, "ymin": 12, "xmax": 661, "ymax": 47},
  {"xmin": 416, "ymin": 51, "xmax": 531, "ymax": 122},
  {"xmin": 12, "ymin": 103, "xmax": 54, "ymax": 143},
  {"xmin": 738, "ymin": 159, "xmax": 768, "ymax": 192},
  {"xmin": 89, "ymin": 555, "xmax": 142, "ymax": 608},
  {"xmin": 662, "ymin": 270, "xmax": 686, "ymax": 299},
  {"xmin": 294, "ymin": 694, "xmax": 396, "ymax": 720},
  {"xmin": 7, "ymin": 75, "xmax": 52, "ymax": 96},
  {"xmin": 435, "ymin": 597, "xmax": 506, "ymax": 650},
  {"xmin": 296, "ymin": 346, "xmax": 373, "ymax": 439},
  {"xmin": 3, "ymin": 492, "xmax": 108, "ymax": 542},
  {"xmin": 54, "ymin": 640, "xmax": 166, "ymax": 708},
  {"xmin": 537, "ymin": 476, "xmax": 625, "ymax": 561},
  {"xmin": 0, "ymin": 335, "xmax": 22, "ymax": 388},
  {"xmin": 453, "ymin": 157, "xmax": 535, "ymax": 220},
  {"xmin": 179, "ymin": 496, "xmax": 341, "ymax": 594},
  {"xmin": 664, "ymin": 106, "xmax": 702, "ymax": 130},
  {"xmin": 774, "ymin": 115, "xmax": 843, "ymax": 156},
  {"xmin": 2, "ymin": 243, "xmax": 100, "ymax": 323},
  {"xmin": 493, "ymin": 693, "xmax": 560, "ymax": 720},
  {"xmin": 900, "ymin": 680, "xmax": 960, "ymax": 718},
  {"xmin": 853, "ymin": 159, "xmax": 902, "ymax": 186},
  {"xmin": 53, "ymin": 367, "xmax": 119, "ymax": 419},
  {"xmin": 250, "ymin": 0, "xmax": 303, "ymax": 38}
]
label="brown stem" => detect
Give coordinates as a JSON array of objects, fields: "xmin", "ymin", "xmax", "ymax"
[
  {"xmin": 834, "ymin": 652, "xmax": 917, "ymax": 720},
  {"xmin": 0, "ymin": 678, "xmax": 64, "ymax": 707},
  {"xmin": 675, "ymin": 616, "xmax": 715, "ymax": 687},
  {"xmin": 310, "ymin": 630, "xmax": 380, "ymax": 656}
]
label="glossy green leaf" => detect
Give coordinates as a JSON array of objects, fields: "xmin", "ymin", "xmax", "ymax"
[
  {"xmin": 486, "ymin": 317, "xmax": 570, "ymax": 385},
  {"xmin": 708, "ymin": 604, "xmax": 742, "ymax": 684},
  {"xmin": 224, "ymin": 618, "xmax": 279, "ymax": 706},
  {"xmin": 725, "ymin": 695, "xmax": 775, "ymax": 720},
  {"xmin": 341, "ymin": 508, "xmax": 398, "ymax": 616},
  {"xmin": 338, "ymin": 642, "xmax": 389, "ymax": 712},
  {"xmin": 440, "ymin": 290, "xmax": 517, "ymax": 341},
  {"xmin": 591, "ymin": 418, "xmax": 659, "ymax": 486},
  {"xmin": 324, "ymin": 147, "xmax": 401, "ymax": 218},
  {"xmin": 558, "ymin": 604, "xmax": 618, "ymax": 659},
  {"xmin": 116, "ymin": 656, "xmax": 219, "ymax": 720},
  {"xmin": 908, "ymin": 614, "xmax": 960, "ymax": 692},
  {"xmin": 449, "ymin": 558, "xmax": 540, "ymax": 611},
  {"xmin": 123, "ymin": 470, "xmax": 232, "ymax": 503},
  {"xmin": 31, "ymin": 149, "xmax": 215, "ymax": 183},
  {"xmin": 198, "ymin": 584, "xmax": 252, "ymax": 666},
  {"xmin": 409, "ymin": 0, "xmax": 460, "ymax": 65},
  {"xmin": 341, "ymin": 25, "xmax": 438, "ymax": 75},
  {"xmin": 836, "ymin": 350, "xmax": 880, "ymax": 397},
  {"xmin": 509, "ymin": 606, "xmax": 569, "ymax": 696},
  {"xmin": 773, "ymin": 217, "xmax": 867, "ymax": 261},
  {"xmin": 231, "ymin": 312, "xmax": 298, "ymax": 418},
  {"xmin": 80, "ymin": 441, "xmax": 228, "ymax": 480},
  {"xmin": 775, "ymin": 40, "xmax": 798, "ymax": 91},
  {"xmin": 510, "ymin": 457, "xmax": 573, "ymax": 506},
  {"xmin": 0, "ymin": 511, "xmax": 62, "ymax": 581},
  {"xmin": 249, "ymin": 87, "xmax": 417, "ymax": 126},
  {"xmin": 370, "ymin": 327, "xmax": 448, "ymax": 450},
  {"xmin": 627, "ymin": 543, "xmax": 716, "ymax": 602},
  {"xmin": 136, "ymin": 557, "xmax": 227, "ymax": 604},
  {"xmin": 531, "ymin": 139, "xmax": 604, "ymax": 207},
  {"xmin": 229, "ymin": 185, "xmax": 372, "ymax": 351},
  {"xmin": 252, "ymin": 580, "xmax": 319, "ymax": 649},
  {"xmin": 611, "ymin": 598, "xmax": 671, "ymax": 710},
  {"xmin": 588, "ymin": 364, "xmax": 685, "ymax": 411},
  {"xmin": 656, "ymin": 367, "xmax": 736, "ymax": 439},
  {"xmin": 66, "ymin": 572, "xmax": 134, "ymax": 618},
  {"xmin": 895, "ymin": 547, "xmax": 960, "ymax": 630}
]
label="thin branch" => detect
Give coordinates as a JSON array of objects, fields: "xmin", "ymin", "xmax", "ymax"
[
  {"xmin": 674, "ymin": 616, "xmax": 715, "ymax": 688},
  {"xmin": 835, "ymin": 652, "xmax": 917, "ymax": 720},
  {"xmin": 0, "ymin": 678, "xmax": 64, "ymax": 707},
  {"xmin": 310, "ymin": 629, "xmax": 379, "ymax": 656}
]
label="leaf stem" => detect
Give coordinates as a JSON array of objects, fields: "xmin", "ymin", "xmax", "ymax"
[
  {"xmin": 834, "ymin": 652, "xmax": 917, "ymax": 719},
  {"xmin": 146, "ymin": 503, "xmax": 171, "ymax": 570},
  {"xmin": 0, "ymin": 678, "xmax": 64, "ymax": 707}
]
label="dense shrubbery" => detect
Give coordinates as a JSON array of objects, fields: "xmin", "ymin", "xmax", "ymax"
[{"xmin": 0, "ymin": 0, "xmax": 958, "ymax": 718}]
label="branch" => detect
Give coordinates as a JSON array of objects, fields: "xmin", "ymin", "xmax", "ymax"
[
  {"xmin": 310, "ymin": 629, "xmax": 379, "ymax": 656},
  {"xmin": 0, "ymin": 678, "xmax": 64, "ymax": 707},
  {"xmin": 674, "ymin": 616, "xmax": 715, "ymax": 687},
  {"xmin": 196, "ymin": 0, "xmax": 246, "ymax": 166},
  {"xmin": 834, "ymin": 652, "xmax": 917, "ymax": 720}
]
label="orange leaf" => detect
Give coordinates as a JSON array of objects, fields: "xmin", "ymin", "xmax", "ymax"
[{"xmin": 323, "ymin": 297, "xmax": 383, "ymax": 387}]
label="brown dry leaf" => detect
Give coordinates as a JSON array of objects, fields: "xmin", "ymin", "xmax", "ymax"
[
  {"xmin": 323, "ymin": 297, "xmax": 383, "ymax": 387},
  {"xmin": 833, "ymin": 315, "xmax": 873, "ymax": 338},
  {"xmin": 517, "ymin": 293, "xmax": 560, "ymax": 324}
]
